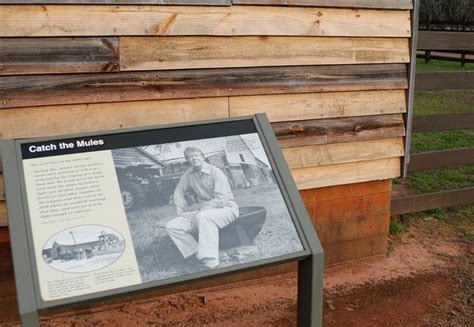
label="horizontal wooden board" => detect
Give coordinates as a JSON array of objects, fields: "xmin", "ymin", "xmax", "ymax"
[
  {"xmin": 0, "ymin": 64, "xmax": 408, "ymax": 109},
  {"xmin": 0, "ymin": 5, "xmax": 411, "ymax": 37},
  {"xmin": 120, "ymin": 36, "xmax": 410, "ymax": 71},
  {"xmin": 0, "ymin": 175, "xmax": 3, "ymax": 201},
  {"xmin": 0, "ymin": 97, "xmax": 229, "ymax": 139},
  {"xmin": 0, "ymin": 37, "xmax": 119, "ymax": 76},
  {"xmin": 273, "ymin": 114, "xmax": 406, "ymax": 148},
  {"xmin": 412, "ymin": 113, "xmax": 474, "ymax": 132},
  {"xmin": 233, "ymin": 0, "xmax": 413, "ymax": 9},
  {"xmin": 231, "ymin": 90, "xmax": 407, "ymax": 122},
  {"xmin": 391, "ymin": 187, "xmax": 474, "ymax": 215},
  {"xmin": 292, "ymin": 157, "xmax": 401, "ymax": 190},
  {"xmin": 300, "ymin": 180, "xmax": 391, "ymax": 204},
  {"xmin": 324, "ymin": 233, "xmax": 388, "ymax": 265},
  {"xmin": 416, "ymin": 72, "xmax": 474, "ymax": 90},
  {"xmin": 315, "ymin": 213, "xmax": 390, "ymax": 245},
  {"xmin": 418, "ymin": 31, "xmax": 474, "ymax": 51},
  {"xmin": 283, "ymin": 138, "xmax": 404, "ymax": 169},
  {"xmin": 409, "ymin": 148, "xmax": 474, "ymax": 172},
  {"xmin": 0, "ymin": 203, "xmax": 6, "ymax": 226},
  {"xmin": 307, "ymin": 191, "xmax": 391, "ymax": 224},
  {"xmin": 0, "ymin": 0, "xmax": 230, "ymax": 3}
]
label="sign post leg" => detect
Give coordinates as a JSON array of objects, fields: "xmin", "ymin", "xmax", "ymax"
[{"xmin": 297, "ymin": 253, "xmax": 324, "ymax": 327}]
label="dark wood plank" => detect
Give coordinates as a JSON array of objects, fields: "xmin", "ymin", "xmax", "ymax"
[
  {"xmin": 418, "ymin": 31, "xmax": 474, "ymax": 51},
  {"xmin": 0, "ymin": 38, "xmax": 119, "ymax": 76},
  {"xmin": 416, "ymin": 72, "xmax": 474, "ymax": 90},
  {"xmin": 0, "ymin": 0, "xmax": 229, "ymax": 4},
  {"xmin": 409, "ymin": 148, "xmax": 474, "ymax": 171},
  {"xmin": 0, "ymin": 64, "xmax": 408, "ymax": 109},
  {"xmin": 412, "ymin": 113, "xmax": 474, "ymax": 132},
  {"xmin": 391, "ymin": 187, "xmax": 474, "ymax": 215},
  {"xmin": 273, "ymin": 114, "xmax": 405, "ymax": 148},
  {"xmin": 232, "ymin": 0, "xmax": 413, "ymax": 9}
]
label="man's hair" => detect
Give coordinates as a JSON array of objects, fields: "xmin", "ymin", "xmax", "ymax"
[{"xmin": 183, "ymin": 146, "xmax": 204, "ymax": 159}]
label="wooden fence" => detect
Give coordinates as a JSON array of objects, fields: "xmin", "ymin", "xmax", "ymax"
[
  {"xmin": 391, "ymin": 103, "xmax": 474, "ymax": 214},
  {"xmin": 393, "ymin": 29, "xmax": 473, "ymax": 215},
  {"xmin": 417, "ymin": 31, "xmax": 474, "ymax": 66}
]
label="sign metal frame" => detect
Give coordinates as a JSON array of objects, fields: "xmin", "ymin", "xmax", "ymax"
[{"xmin": 1, "ymin": 114, "xmax": 324, "ymax": 326}]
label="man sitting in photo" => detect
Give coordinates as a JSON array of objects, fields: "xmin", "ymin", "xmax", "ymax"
[{"xmin": 166, "ymin": 147, "xmax": 239, "ymax": 269}]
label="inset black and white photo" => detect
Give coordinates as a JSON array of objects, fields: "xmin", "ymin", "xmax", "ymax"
[
  {"xmin": 42, "ymin": 225, "xmax": 125, "ymax": 273},
  {"xmin": 112, "ymin": 133, "xmax": 303, "ymax": 283}
]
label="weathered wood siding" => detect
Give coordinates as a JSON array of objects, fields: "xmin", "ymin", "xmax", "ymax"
[{"xmin": 0, "ymin": 1, "xmax": 412, "ymax": 266}]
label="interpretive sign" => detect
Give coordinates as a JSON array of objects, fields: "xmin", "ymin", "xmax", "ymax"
[{"xmin": 1, "ymin": 114, "xmax": 323, "ymax": 326}]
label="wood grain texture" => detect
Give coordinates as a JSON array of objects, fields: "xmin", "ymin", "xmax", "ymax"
[
  {"xmin": 273, "ymin": 114, "xmax": 406, "ymax": 148},
  {"xmin": 391, "ymin": 187, "xmax": 474, "ymax": 215},
  {"xmin": 416, "ymin": 72, "xmax": 474, "ymax": 90},
  {"xmin": 232, "ymin": 0, "xmax": 413, "ymax": 9},
  {"xmin": 0, "ymin": 203, "xmax": 6, "ymax": 227},
  {"xmin": 315, "ymin": 213, "xmax": 390, "ymax": 245},
  {"xmin": 324, "ymin": 233, "xmax": 388, "ymax": 265},
  {"xmin": 283, "ymin": 138, "xmax": 404, "ymax": 169},
  {"xmin": 0, "ymin": 5, "xmax": 411, "ymax": 37},
  {"xmin": 300, "ymin": 180, "xmax": 391, "ymax": 204},
  {"xmin": 292, "ymin": 157, "xmax": 401, "ymax": 190},
  {"xmin": 0, "ymin": 64, "xmax": 408, "ymax": 109},
  {"xmin": 0, "ymin": 0, "xmax": 230, "ymax": 3},
  {"xmin": 306, "ymin": 191, "xmax": 391, "ymax": 224},
  {"xmin": 0, "ymin": 37, "xmax": 119, "ymax": 76},
  {"xmin": 409, "ymin": 148, "xmax": 474, "ymax": 172},
  {"xmin": 0, "ymin": 98, "xmax": 229, "ymax": 139},
  {"xmin": 418, "ymin": 31, "xmax": 474, "ymax": 51},
  {"xmin": 120, "ymin": 36, "xmax": 410, "ymax": 71},
  {"xmin": 412, "ymin": 113, "xmax": 474, "ymax": 132},
  {"xmin": 230, "ymin": 90, "xmax": 407, "ymax": 122}
]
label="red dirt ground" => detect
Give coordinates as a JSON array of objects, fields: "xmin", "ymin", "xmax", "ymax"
[{"xmin": 1, "ymin": 217, "xmax": 472, "ymax": 326}]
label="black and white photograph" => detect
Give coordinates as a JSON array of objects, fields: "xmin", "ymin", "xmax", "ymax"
[
  {"xmin": 42, "ymin": 225, "xmax": 125, "ymax": 274},
  {"xmin": 112, "ymin": 133, "xmax": 304, "ymax": 283}
]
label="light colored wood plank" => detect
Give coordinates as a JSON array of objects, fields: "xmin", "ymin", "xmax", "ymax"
[
  {"xmin": 0, "ymin": 203, "xmax": 6, "ymax": 227},
  {"xmin": 120, "ymin": 37, "xmax": 409, "ymax": 71},
  {"xmin": 233, "ymin": 0, "xmax": 413, "ymax": 9},
  {"xmin": 230, "ymin": 90, "xmax": 407, "ymax": 122},
  {"xmin": 0, "ymin": 5, "xmax": 411, "ymax": 37},
  {"xmin": 283, "ymin": 138, "xmax": 404, "ymax": 168},
  {"xmin": 292, "ymin": 157, "xmax": 400, "ymax": 190},
  {"xmin": 0, "ymin": 98, "xmax": 228, "ymax": 139}
]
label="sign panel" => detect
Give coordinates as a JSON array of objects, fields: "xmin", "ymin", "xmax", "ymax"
[{"xmin": 16, "ymin": 118, "xmax": 306, "ymax": 305}]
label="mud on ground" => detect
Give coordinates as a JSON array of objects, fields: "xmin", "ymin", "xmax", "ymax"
[{"xmin": 1, "ymin": 216, "xmax": 472, "ymax": 327}]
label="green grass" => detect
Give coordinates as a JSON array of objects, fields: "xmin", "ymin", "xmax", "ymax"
[
  {"xmin": 416, "ymin": 58, "xmax": 474, "ymax": 72},
  {"xmin": 393, "ymin": 63, "xmax": 474, "ymax": 235},
  {"xmin": 411, "ymin": 129, "xmax": 474, "ymax": 153},
  {"xmin": 414, "ymin": 89, "xmax": 474, "ymax": 115},
  {"xmin": 407, "ymin": 164, "xmax": 474, "ymax": 194}
]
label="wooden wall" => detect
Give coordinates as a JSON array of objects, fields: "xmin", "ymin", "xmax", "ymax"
[{"xmin": 0, "ymin": 2, "xmax": 412, "ymax": 265}]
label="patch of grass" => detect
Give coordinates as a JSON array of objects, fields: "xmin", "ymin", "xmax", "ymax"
[
  {"xmin": 416, "ymin": 58, "xmax": 474, "ymax": 72},
  {"xmin": 389, "ymin": 218, "xmax": 407, "ymax": 235},
  {"xmin": 411, "ymin": 129, "xmax": 474, "ymax": 153},
  {"xmin": 407, "ymin": 164, "xmax": 474, "ymax": 193},
  {"xmin": 404, "ymin": 205, "xmax": 474, "ymax": 241},
  {"xmin": 414, "ymin": 89, "xmax": 474, "ymax": 115}
]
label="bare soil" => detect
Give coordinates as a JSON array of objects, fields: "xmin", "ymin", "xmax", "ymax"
[{"xmin": 1, "ymin": 216, "xmax": 472, "ymax": 327}]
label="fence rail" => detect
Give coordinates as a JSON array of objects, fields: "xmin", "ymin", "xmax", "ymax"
[
  {"xmin": 391, "ymin": 187, "xmax": 474, "ymax": 215},
  {"xmin": 408, "ymin": 147, "xmax": 474, "ymax": 172},
  {"xmin": 416, "ymin": 72, "xmax": 474, "ymax": 90}
]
